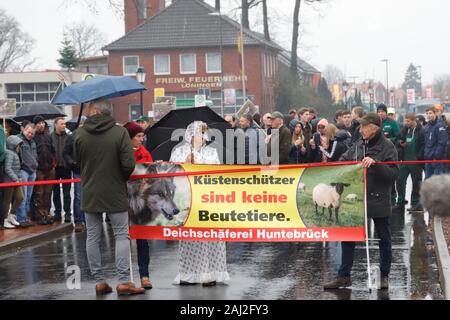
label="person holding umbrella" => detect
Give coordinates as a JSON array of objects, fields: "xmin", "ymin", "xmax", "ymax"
[
  {"xmin": 75, "ymin": 98, "xmax": 144, "ymax": 296},
  {"xmin": 170, "ymin": 121, "xmax": 230, "ymax": 286},
  {"xmin": 123, "ymin": 122, "xmax": 154, "ymax": 290}
]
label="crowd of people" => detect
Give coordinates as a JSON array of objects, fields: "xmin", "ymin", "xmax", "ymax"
[{"xmin": 1, "ymin": 97, "xmax": 449, "ymax": 295}]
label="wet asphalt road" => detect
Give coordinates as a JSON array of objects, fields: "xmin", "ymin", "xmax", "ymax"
[{"xmin": 0, "ymin": 207, "xmax": 443, "ymax": 300}]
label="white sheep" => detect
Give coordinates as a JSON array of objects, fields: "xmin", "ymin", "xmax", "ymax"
[
  {"xmin": 312, "ymin": 183, "xmax": 350, "ymax": 223},
  {"xmin": 345, "ymin": 194, "xmax": 358, "ymax": 202},
  {"xmin": 298, "ymin": 182, "xmax": 306, "ymax": 192}
]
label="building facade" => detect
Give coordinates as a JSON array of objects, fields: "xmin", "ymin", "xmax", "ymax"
[{"xmin": 103, "ymin": 0, "xmax": 319, "ymax": 123}]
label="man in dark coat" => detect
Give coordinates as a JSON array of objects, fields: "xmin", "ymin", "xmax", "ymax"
[
  {"xmin": 423, "ymin": 106, "xmax": 448, "ymax": 178},
  {"xmin": 51, "ymin": 117, "xmax": 71, "ymax": 223},
  {"xmin": 32, "ymin": 115, "xmax": 56, "ymax": 225},
  {"xmin": 75, "ymin": 98, "xmax": 144, "ymax": 296},
  {"xmin": 267, "ymin": 111, "xmax": 291, "ymax": 164},
  {"xmin": 396, "ymin": 113, "xmax": 425, "ymax": 212},
  {"xmin": 324, "ymin": 113, "xmax": 398, "ymax": 290}
]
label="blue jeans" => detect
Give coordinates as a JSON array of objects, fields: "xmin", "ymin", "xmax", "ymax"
[
  {"xmin": 72, "ymin": 171, "xmax": 85, "ymax": 224},
  {"xmin": 17, "ymin": 170, "xmax": 37, "ymax": 223},
  {"xmin": 338, "ymin": 217, "xmax": 392, "ymax": 278},
  {"xmin": 424, "ymin": 163, "xmax": 446, "ymax": 179}
]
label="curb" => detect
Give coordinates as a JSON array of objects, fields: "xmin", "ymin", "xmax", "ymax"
[
  {"xmin": 0, "ymin": 223, "xmax": 74, "ymax": 256},
  {"xmin": 432, "ymin": 216, "xmax": 450, "ymax": 300}
]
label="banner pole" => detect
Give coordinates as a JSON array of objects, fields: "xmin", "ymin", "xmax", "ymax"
[
  {"xmin": 129, "ymin": 241, "xmax": 134, "ymax": 283},
  {"xmin": 364, "ymin": 167, "xmax": 372, "ymax": 292}
]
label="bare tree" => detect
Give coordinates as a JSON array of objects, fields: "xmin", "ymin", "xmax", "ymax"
[
  {"xmin": 261, "ymin": 0, "xmax": 270, "ymax": 41},
  {"xmin": 433, "ymin": 74, "xmax": 450, "ymax": 100},
  {"xmin": 291, "ymin": 0, "xmax": 326, "ymax": 75},
  {"xmin": 64, "ymin": 22, "xmax": 108, "ymax": 58},
  {"xmin": 322, "ymin": 64, "xmax": 344, "ymax": 85},
  {"xmin": 0, "ymin": 9, "xmax": 36, "ymax": 72},
  {"xmin": 60, "ymin": 0, "xmax": 124, "ymax": 17},
  {"xmin": 215, "ymin": 0, "xmax": 221, "ymax": 11},
  {"xmin": 291, "ymin": 0, "xmax": 301, "ymax": 75}
]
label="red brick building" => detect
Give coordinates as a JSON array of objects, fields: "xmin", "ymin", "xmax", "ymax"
[{"xmin": 104, "ymin": 0, "xmax": 319, "ymax": 123}]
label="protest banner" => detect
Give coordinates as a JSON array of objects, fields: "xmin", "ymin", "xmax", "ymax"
[{"xmin": 129, "ymin": 162, "xmax": 366, "ymax": 242}]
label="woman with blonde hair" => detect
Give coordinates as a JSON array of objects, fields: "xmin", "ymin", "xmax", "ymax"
[{"xmin": 320, "ymin": 124, "xmax": 348, "ymax": 162}]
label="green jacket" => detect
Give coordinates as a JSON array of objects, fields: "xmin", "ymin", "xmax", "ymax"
[
  {"xmin": 75, "ymin": 114, "xmax": 135, "ymax": 213},
  {"xmin": 382, "ymin": 118, "xmax": 400, "ymax": 144}
]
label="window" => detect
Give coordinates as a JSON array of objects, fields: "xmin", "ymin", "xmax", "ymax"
[
  {"xmin": 123, "ymin": 56, "xmax": 139, "ymax": 75},
  {"xmin": 180, "ymin": 54, "xmax": 196, "ymax": 74},
  {"xmin": 206, "ymin": 52, "xmax": 221, "ymax": 73},
  {"xmin": 137, "ymin": 0, "xmax": 147, "ymax": 19},
  {"xmin": 154, "ymin": 54, "xmax": 170, "ymax": 75},
  {"xmin": 5, "ymin": 82, "xmax": 60, "ymax": 106}
]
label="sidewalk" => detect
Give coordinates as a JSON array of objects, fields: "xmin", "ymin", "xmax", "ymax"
[
  {"xmin": 432, "ymin": 216, "xmax": 450, "ymax": 300},
  {"xmin": 0, "ymin": 222, "xmax": 74, "ymax": 255}
]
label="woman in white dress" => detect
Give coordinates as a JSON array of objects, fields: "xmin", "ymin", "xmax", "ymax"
[{"xmin": 170, "ymin": 121, "xmax": 230, "ymax": 286}]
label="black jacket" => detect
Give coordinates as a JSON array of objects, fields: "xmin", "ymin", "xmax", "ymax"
[
  {"xmin": 340, "ymin": 130, "xmax": 399, "ymax": 219},
  {"xmin": 33, "ymin": 131, "xmax": 56, "ymax": 171},
  {"xmin": 63, "ymin": 130, "xmax": 79, "ymax": 172},
  {"xmin": 396, "ymin": 124, "xmax": 425, "ymax": 161}
]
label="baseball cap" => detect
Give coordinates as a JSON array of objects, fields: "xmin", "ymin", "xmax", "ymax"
[
  {"xmin": 136, "ymin": 116, "xmax": 150, "ymax": 122},
  {"xmin": 387, "ymin": 107, "xmax": 396, "ymax": 115},
  {"xmin": 270, "ymin": 111, "xmax": 284, "ymax": 120},
  {"xmin": 358, "ymin": 112, "xmax": 381, "ymax": 127},
  {"xmin": 435, "ymin": 104, "xmax": 444, "ymax": 111}
]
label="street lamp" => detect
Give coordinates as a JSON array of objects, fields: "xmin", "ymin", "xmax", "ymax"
[
  {"xmin": 136, "ymin": 66, "xmax": 146, "ymax": 118},
  {"xmin": 368, "ymin": 86, "xmax": 374, "ymax": 113},
  {"xmin": 381, "ymin": 59, "xmax": 389, "ymax": 105},
  {"xmin": 342, "ymin": 81, "xmax": 349, "ymax": 110},
  {"xmin": 208, "ymin": 11, "xmax": 224, "ymax": 117}
]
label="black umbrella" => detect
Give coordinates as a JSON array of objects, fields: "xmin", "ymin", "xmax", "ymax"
[
  {"xmin": 13, "ymin": 103, "xmax": 66, "ymax": 122},
  {"xmin": 145, "ymin": 107, "xmax": 230, "ymax": 161},
  {"xmin": 1, "ymin": 118, "xmax": 21, "ymax": 135}
]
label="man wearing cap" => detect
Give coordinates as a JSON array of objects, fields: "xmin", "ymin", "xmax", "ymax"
[
  {"xmin": 378, "ymin": 104, "xmax": 401, "ymax": 207},
  {"xmin": 32, "ymin": 115, "xmax": 56, "ymax": 225},
  {"xmin": 324, "ymin": 113, "xmax": 398, "ymax": 290},
  {"xmin": 377, "ymin": 104, "xmax": 400, "ymax": 145},
  {"xmin": 424, "ymin": 106, "xmax": 448, "ymax": 178},
  {"xmin": 136, "ymin": 116, "xmax": 150, "ymax": 131},
  {"xmin": 266, "ymin": 111, "xmax": 291, "ymax": 164}
]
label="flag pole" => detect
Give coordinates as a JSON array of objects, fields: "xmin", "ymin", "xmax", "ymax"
[{"xmin": 240, "ymin": 15, "xmax": 246, "ymax": 102}]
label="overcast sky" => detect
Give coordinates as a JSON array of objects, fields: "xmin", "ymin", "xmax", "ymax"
[{"xmin": 2, "ymin": 0, "xmax": 449, "ymax": 86}]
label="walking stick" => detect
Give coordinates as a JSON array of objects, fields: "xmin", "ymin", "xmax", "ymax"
[{"xmin": 364, "ymin": 168, "xmax": 373, "ymax": 293}]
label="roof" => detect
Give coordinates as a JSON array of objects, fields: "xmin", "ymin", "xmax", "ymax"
[
  {"xmin": 278, "ymin": 50, "xmax": 320, "ymax": 74},
  {"xmin": 103, "ymin": 0, "xmax": 282, "ymax": 52},
  {"xmin": 79, "ymin": 55, "xmax": 108, "ymax": 62}
]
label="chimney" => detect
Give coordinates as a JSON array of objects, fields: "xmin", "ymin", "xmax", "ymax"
[{"xmin": 124, "ymin": 0, "xmax": 165, "ymax": 34}]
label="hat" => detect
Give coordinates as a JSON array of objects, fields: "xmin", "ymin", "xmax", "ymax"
[
  {"xmin": 377, "ymin": 104, "xmax": 387, "ymax": 114},
  {"xmin": 387, "ymin": 107, "xmax": 396, "ymax": 115},
  {"xmin": 136, "ymin": 116, "xmax": 150, "ymax": 122},
  {"xmin": 317, "ymin": 118, "xmax": 329, "ymax": 127},
  {"xmin": 358, "ymin": 112, "xmax": 381, "ymax": 127},
  {"xmin": 435, "ymin": 104, "xmax": 444, "ymax": 111},
  {"xmin": 123, "ymin": 122, "xmax": 144, "ymax": 139},
  {"xmin": 271, "ymin": 111, "xmax": 284, "ymax": 120},
  {"xmin": 33, "ymin": 115, "xmax": 45, "ymax": 125}
]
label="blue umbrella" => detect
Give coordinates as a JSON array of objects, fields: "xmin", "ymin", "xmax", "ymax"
[
  {"xmin": 52, "ymin": 75, "xmax": 146, "ymax": 128},
  {"xmin": 52, "ymin": 75, "xmax": 146, "ymax": 105}
]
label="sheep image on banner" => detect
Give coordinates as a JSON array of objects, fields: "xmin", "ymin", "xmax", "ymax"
[{"xmin": 129, "ymin": 163, "xmax": 366, "ymax": 242}]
